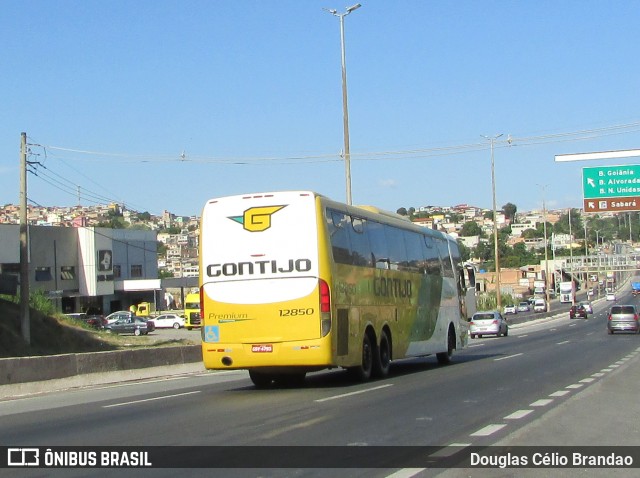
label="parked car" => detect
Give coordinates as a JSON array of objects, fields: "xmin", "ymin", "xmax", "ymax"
[
  {"xmin": 64, "ymin": 313, "xmax": 86, "ymax": 321},
  {"xmin": 606, "ymin": 292, "xmax": 617, "ymax": 301},
  {"xmin": 105, "ymin": 311, "xmax": 136, "ymax": 325},
  {"xmin": 579, "ymin": 301, "xmax": 593, "ymax": 314},
  {"xmin": 85, "ymin": 314, "xmax": 107, "ymax": 329},
  {"xmin": 149, "ymin": 313, "xmax": 185, "ymax": 329},
  {"xmin": 469, "ymin": 311, "xmax": 509, "ymax": 338},
  {"xmin": 503, "ymin": 304, "xmax": 517, "ymax": 315},
  {"xmin": 65, "ymin": 312, "xmax": 106, "ymax": 329},
  {"xmin": 517, "ymin": 301, "xmax": 531, "ymax": 312},
  {"xmin": 569, "ymin": 304, "xmax": 588, "ymax": 320},
  {"xmin": 104, "ymin": 316, "xmax": 155, "ymax": 336},
  {"xmin": 533, "ymin": 298, "xmax": 547, "ymax": 313},
  {"xmin": 608, "ymin": 305, "xmax": 639, "ymax": 334}
]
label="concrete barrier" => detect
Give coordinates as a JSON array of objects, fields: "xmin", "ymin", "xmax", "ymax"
[{"xmin": 0, "ymin": 345, "xmax": 203, "ymax": 388}]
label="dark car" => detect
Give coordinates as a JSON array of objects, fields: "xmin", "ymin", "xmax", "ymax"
[
  {"xmin": 569, "ymin": 305, "xmax": 588, "ymax": 320},
  {"xmin": 608, "ymin": 305, "xmax": 639, "ymax": 334},
  {"xmin": 104, "ymin": 316, "xmax": 155, "ymax": 336}
]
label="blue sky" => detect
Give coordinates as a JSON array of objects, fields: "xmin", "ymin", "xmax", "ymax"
[{"xmin": 2, "ymin": 0, "xmax": 640, "ymax": 217}]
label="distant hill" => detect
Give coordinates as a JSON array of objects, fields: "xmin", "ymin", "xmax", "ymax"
[{"xmin": 0, "ymin": 298, "xmax": 117, "ymax": 358}]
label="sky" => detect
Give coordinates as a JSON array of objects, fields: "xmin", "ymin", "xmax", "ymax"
[{"xmin": 2, "ymin": 0, "xmax": 640, "ymax": 218}]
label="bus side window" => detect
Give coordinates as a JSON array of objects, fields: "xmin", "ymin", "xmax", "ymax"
[
  {"xmin": 350, "ymin": 217, "xmax": 373, "ymax": 268},
  {"xmin": 403, "ymin": 230, "xmax": 424, "ymax": 274},
  {"xmin": 423, "ymin": 235, "xmax": 443, "ymax": 276},
  {"xmin": 367, "ymin": 221, "xmax": 390, "ymax": 269},
  {"xmin": 384, "ymin": 225, "xmax": 408, "ymax": 271},
  {"xmin": 327, "ymin": 210, "xmax": 352, "ymax": 265},
  {"xmin": 436, "ymin": 237, "xmax": 454, "ymax": 278}
]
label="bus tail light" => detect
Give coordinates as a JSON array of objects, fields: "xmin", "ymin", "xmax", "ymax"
[{"xmin": 319, "ymin": 279, "xmax": 331, "ymax": 337}]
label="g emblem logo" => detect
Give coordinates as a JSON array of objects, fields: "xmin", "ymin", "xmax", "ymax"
[{"xmin": 229, "ymin": 205, "xmax": 286, "ymax": 232}]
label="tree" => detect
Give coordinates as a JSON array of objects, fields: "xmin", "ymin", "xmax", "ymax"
[
  {"xmin": 502, "ymin": 202, "xmax": 517, "ymax": 221},
  {"xmin": 460, "ymin": 221, "xmax": 482, "ymax": 237},
  {"xmin": 397, "ymin": 207, "xmax": 408, "ymax": 216}
]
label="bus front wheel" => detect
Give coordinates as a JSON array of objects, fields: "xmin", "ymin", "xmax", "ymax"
[
  {"xmin": 436, "ymin": 327, "xmax": 455, "ymax": 365},
  {"xmin": 348, "ymin": 333, "xmax": 374, "ymax": 381}
]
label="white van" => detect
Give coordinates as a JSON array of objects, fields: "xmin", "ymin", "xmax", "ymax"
[{"xmin": 533, "ymin": 298, "xmax": 546, "ymax": 313}]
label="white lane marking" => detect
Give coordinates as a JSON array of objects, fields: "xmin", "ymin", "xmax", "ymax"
[
  {"xmin": 314, "ymin": 384, "xmax": 393, "ymax": 403},
  {"xmin": 592, "ymin": 372, "xmax": 605, "ymax": 377},
  {"xmin": 494, "ymin": 353, "xmax": 523, "ymax": 362},
  {"xmin": 504, "ymin": 410, "xmax": 533, "ymax": 420},
  {"xmin": 429, "ymin": 444, "xmax": 471, "ymax": 457},
  {"xmin": 580, "ymin": 378, "xmax": 595, "ymax": 383},
  {"xmin": 556, "ymin": 340, "xmax": 570, "ymax": 345},
  {"xmin": 103, "ymin": 390, "xmax": 200, "ymax": 408},
  {"xmin": 470, "ymin": 424, "xmax": 506, "ymax": 436},
  {"xmin": 261, "ymin": 417, "xmax": 328, "ymax": 439},
  {"xmin": 530, "ymin": 399, "xmax": 553, "ymax": 407},
  {"xmin": 517, "ymin": 334, "xmax": 528, "ymax": 338},
  {"xmin": 385, "ymin": 469, "xmax": 424, "ymax": 478},
  {"xmin": 601, "ymin": 368, "xmax": 613, "ymax": 372},
  {"xmin": 468, "ymin": 343, "xmax": 486, "ymax": 348},
  {"xmin": 566, "ymin": 384, "xmax": 584, "ymax": 389},
  {"xmin": 549, "ymin": 390, "xmax": 570, "ymax": 397}
]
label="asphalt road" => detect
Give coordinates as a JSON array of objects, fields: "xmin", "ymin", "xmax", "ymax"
[{"xmin": 2, "ymin": 293, "xmax": 639, "ymax": 478}]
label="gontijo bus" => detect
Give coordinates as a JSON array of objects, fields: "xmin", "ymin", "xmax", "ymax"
[{"xmin": 199, "ymin": 191, "xmax": 476, "ymax": 387}]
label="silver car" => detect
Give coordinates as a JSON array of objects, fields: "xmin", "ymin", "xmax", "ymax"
[
  {"xmin": 608, "ymin": 305, "xmax": 639, "ymax": 334},
  {"xmin": 470, "ymin": 311, "xmax": 509, "ymax": 339}
]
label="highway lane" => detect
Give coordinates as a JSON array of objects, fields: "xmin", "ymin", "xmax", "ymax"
[{"xmin": 2, "ymin": 295, "xmax": 639, "ymax": 477}]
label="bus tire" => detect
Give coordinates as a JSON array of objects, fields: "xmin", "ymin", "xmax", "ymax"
[
  {"xmin": 436, "ymin": 326, "xmax": 455, "ymax": 365},
  {"xmin": 373, "ymin": 330, "xmax": 391, "ymax": 378},
  {"xmin": 348, "ymin": 332, "xmax": 374, "ymax": 381},
  {"xmin": 274, "ymin": 373, "xmax": 306, "ymax": 387},
  {"xmin": 249, "ymin": 370, "xmax": 274, "ymax": 388}
]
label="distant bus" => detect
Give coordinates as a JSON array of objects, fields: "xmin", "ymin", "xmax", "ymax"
[
  {"xmin": 199, "ymin": 191, "xmax": 476, "ymax": 387},
  {"xmin": 183, "ymin": 293, "xmax": 201, "ymax": 330}
]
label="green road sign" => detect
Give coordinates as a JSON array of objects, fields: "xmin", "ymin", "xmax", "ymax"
[{"xmin": 582, "ymin": 164, "xmax": 640, "ymax": 199}]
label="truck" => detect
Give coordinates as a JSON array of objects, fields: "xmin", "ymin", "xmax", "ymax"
[
  {"xmin": 559, "ymin": 281, "xmax": 575, "ymax": 303},
  {"xmin": 184, "ymin": 293, "xmax": 201, "ymax": 330},
  {"xmin": 135, "ymin": 302, "xmax": 156, "ymax": 317},
  {"xmin": 631, "ymin": 277, "xmax": 640, "ymax": 296}
]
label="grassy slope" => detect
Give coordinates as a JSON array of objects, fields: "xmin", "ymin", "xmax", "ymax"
[{"xmin": 0, "ymin": 298, "xmax": 194, "ymax": 358}]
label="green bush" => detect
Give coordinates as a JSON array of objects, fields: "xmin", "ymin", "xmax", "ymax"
[{"xmin": 477, "ymin": 291, "xmax": 516, "ymax": 311}]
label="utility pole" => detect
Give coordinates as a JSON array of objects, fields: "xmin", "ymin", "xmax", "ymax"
[{"xmin": 19, "ymin": 132, "xmax": 30, "ymax": 345}]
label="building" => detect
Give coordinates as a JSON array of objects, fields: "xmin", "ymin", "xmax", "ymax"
[{"xmin": 0, "ymin": 224, "xmax": 159, "ymax": 315}]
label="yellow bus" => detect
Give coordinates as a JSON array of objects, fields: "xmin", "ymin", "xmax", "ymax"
[
  {"xmin": 199, "ymin": 191, "xmax": 476, "ymax": 387},
  {"xmin": 183, "ymin": 293, "xmax": 201, "ymax": 330}
]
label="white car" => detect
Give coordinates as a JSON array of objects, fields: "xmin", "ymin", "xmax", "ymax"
[
  {"xmin": 149, "ymin": 313, "xmax": 185, "ymax": 329},
  {"xmin": 533, "ymin": 299, "xmax": 546, "ymax": 313},
  {"xmin": 606, "ymin": 292, "xmax": 616, "ymax": 301},
  {"xmin": 503, "ymin": 304, "xmax": 517, "ymax": 315}
]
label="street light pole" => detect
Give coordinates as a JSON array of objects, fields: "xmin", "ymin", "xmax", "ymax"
[
  {"xmin": 482, "ymin": 134, "xmax": 503, "ymax": 311},
  {"xmin": 326, "ymin": 3, "xmax": 361, "ymax": 205},
  {"xmin": 539, "ymin": 184, "xmax": 550, "ymax": 310}
]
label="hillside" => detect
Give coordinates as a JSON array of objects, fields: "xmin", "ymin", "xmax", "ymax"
[{"xmin": 0, "ymin": 298, "xmax": 119, "ymax": 358}]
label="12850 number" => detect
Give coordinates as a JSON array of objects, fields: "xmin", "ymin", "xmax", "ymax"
[{"xmin": 279, "ymin": 308, "xmax": 314, "ymax": 317}]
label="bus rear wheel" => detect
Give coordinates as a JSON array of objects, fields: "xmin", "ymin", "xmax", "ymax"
[
  {"xmin": 373, "ymin": 331, "xmax": 391, "ymax": 378},
  {"xmin": 348, "ymin": 333, "xmax": 374, "ymax": 381},
  {"xmin": 249, "ymin": 370, "xmax": 274, "ymax": 388}
]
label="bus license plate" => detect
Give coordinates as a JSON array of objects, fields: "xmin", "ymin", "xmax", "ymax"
[{"xmin": 252, "ymin": 344, "xmax": 273, "ymax": 353}]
